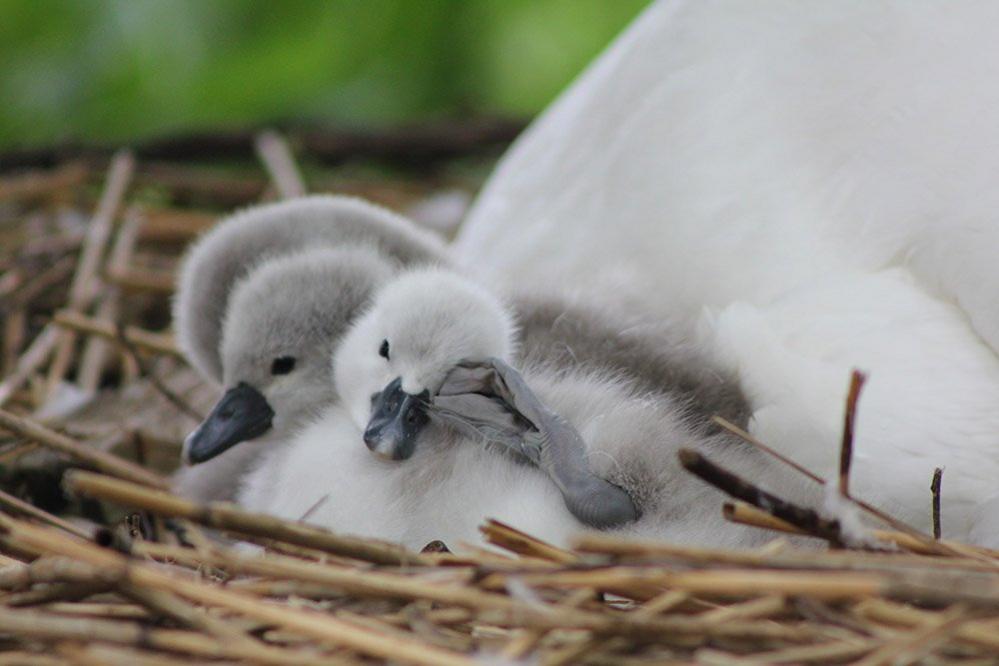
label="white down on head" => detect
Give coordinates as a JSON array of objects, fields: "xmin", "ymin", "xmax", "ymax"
[
  {"xmin": 454, "ymin": 1, "xmax": 999, "ymax": 544},
  {"xmin": 239, "ymin": 268, "xmax": 812, "ymax": 550},
  {"xmin": 334, "ymin": 268, "xmax": 516, "ymax": 429}
]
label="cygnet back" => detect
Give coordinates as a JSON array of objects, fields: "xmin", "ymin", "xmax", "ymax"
[{"xmin": 514, "ymin": 296, "xmax": 750, "ymax": 429}]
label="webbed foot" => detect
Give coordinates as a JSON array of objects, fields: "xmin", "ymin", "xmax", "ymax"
[{"xmin": 434, "ymin": 358, "xmax": 639, "ymax": 528}]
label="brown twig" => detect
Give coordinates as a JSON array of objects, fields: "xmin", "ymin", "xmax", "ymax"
[
  {"xmin": 2, "ymin": 582, "xmax": 112, "ymax": 608},
  {"xmin": 856, "ymin": 598, "xmax": 999, "ymax": 651},
  {"xmin": 45, "ymin": 151, "xmax": 135, "ymax": 401},
  {"xmin": 0, "ymin": 441, "xmax": 39, "ymax": 464},
  {"xmin": 4, "ymin": 254, "xmax": 76, "ymax": 311},
  {"xmin": 852, "ymin": 603, "xmax": 970, "ymax": 666},
  {"xmin": 118, "ymin": 583, "xmax": 277, "ymax": 659},
  {"xmin": 479, "ymin": 519, "xmax": 578, "ymax": 564},
  {"xmin": 0, "ymin": 161, "xmax": 88, "ymax": 202},
  {"xmin": 78, "ymin": 207, "xmax": 144, "ymax": 392},
  {"xmin": 712, "ymin": 416, "xmax": 961, "ymax": 558},
  {"xmin": 255, "ymin": 130, "xmax": 307, "ymax": 199},
  {"xmin": 0, "ymin": 606, "xmax": 354, "ymax": 665},
  {"xmin": 136, "ymin": 207, "xmax": 215, "ymax": 242},
  {"xmin": 713, "ymin": 416, "xmax": 822, "ymax": 482},
  {"xmin": 931, "ymin": 467, "xmax": 944, "ymax": 541},
  {"xmin": 136, "ymin": 163, "xmax": 267, "ymax": 207},
  {"xmin": 52, "ymin": 310, "xmax": 181, "ymax": 359},
  {"xmin": 721, "ymin": 501, "xmax": 999, "ymax": 559},
  {"xmin": 839, "ymin": 369, "xmax": 866, "ymax": 497},
  {"xmin": 678, "ymin": 448, "xmax": 848, "ymax": 546},
  {"xmin": 63, "ymin": 470, "xmax": 422, "ymax": 566},
  {"xmin": 103, "ymin": 266, "xmax": 175, "ymax": 294},
  {"xmin": 0, "ymin": 556, "xmax": 107, "ymax": 590},
  {"xmin": 0, "ymin": 488, "xmax": 91, "ymax": 539},
  {"xmin": 3, "ymin": 581, "xmax": 112, "ymax": 607},
  {"xmin": 112, "ymin": 323, "xmax": 201, "ymax": 421},
  {"xmin": 0, "ymin": 515, "xmax": 475, "ymax": 666},
  {"xmin": 0, "ymin": 325, "xmax": 60, "ymax": 407},
  {"xmin": 0, "ymin": 408, "xmax": 167, "ymax": 488},
  {"xmin": 1, "ymin": 308, "xmax": 26, "ymax": 378}
]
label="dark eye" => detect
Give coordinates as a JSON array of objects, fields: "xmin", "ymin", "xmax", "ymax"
[
  {"xmin": 271, "ymin": 356, "xmax": 296, "ymax": 375},
  {"xmin": 379, "ymin": 339, "xmax": 390, "ymax": 360}
]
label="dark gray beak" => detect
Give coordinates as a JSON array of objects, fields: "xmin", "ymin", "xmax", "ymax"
[
  {"xmin": 363, "ymin": 377, "xmax": 430, "ymax": 460},
  {"xmin": 182, "ymin": 382, "xmax": 275, "ymax": 464}
]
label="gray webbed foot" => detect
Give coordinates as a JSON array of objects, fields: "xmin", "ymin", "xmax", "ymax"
[
  {"xmin": 433, "ymin": 358, "xmax": 639, "ymax": 528},
  {"xmin": 430, "ymin": 391, "xmax": 537, "ymax": 464}
]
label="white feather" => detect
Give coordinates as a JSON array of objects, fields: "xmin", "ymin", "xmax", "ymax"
[{"xmin": 456, "ymin": 1, "xmax": 999, "ymax": 544}]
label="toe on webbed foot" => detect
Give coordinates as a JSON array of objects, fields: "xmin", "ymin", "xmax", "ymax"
[{"xmin": 564, "ymin": 476, "xmax": 640, "ymax": 529}]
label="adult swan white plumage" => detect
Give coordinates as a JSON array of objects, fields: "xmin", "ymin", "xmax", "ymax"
[{"xmin": 455, "ymin": 1, "xmax": 999, "ymax": 543}]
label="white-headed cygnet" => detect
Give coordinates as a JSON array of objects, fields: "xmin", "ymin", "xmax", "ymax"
[
  {"xmin": 239, "ymin": 268, "xmax": 812, "ymax": 549},
  {"xmin": 171, "ymin": 195, "xmax": 448, "ymax": 502}
]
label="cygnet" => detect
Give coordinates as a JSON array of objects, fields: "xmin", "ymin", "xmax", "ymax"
[
  {"xmin": 172, "ymin": 196, "xmax": 448, "ymax": 502},
  {"xmin": 240, "ymin": 268, "xmax": 812, "ymax": 549},
  {"xmin": 173, "ymin": 247, "xmax": 393, "ymax": 501}
]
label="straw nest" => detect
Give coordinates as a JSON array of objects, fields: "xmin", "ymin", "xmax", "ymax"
[{"xmin": 1, "ymin": 130, "xmax": 998, "ymax": 665}]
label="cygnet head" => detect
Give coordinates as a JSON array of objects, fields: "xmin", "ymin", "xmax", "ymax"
[
  {"xmin": 182, "ymin": 247, "xmax": 393, "ymax": 464},
  {"xmin": 174, "ymin": 195, "xmax": 448, "ymax": 383},
  {"xmin": 333, "ymin": 267, "xmax": 516, "ymax": 460}
]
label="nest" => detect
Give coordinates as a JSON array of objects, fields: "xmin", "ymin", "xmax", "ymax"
[{"xmin": 1, "ymin": 129, "xmax": 998, "ymax": 665}]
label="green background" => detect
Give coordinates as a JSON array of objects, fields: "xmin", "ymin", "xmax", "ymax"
[{"xmin": 0, "ymin": 0, "xmax": 649, "ymax": 149}]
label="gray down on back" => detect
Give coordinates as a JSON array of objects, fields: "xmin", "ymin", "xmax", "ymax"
[
  {"xmin": 173, "ymin": 195, "xmax": 448, "ymax": 384},
  {"xmin": 514, "ymin": 296, "xmax": 750, "ymax": 430}
]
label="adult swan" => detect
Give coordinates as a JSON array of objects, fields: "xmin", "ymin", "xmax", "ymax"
[{"xmin": 454, "ymin": 1, "xmax": 999, "ymax": 544}]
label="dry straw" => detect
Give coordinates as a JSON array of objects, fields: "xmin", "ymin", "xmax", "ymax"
[{"xmin": 1, "ymin": 133, "xmax": 997, "ymax": 664}]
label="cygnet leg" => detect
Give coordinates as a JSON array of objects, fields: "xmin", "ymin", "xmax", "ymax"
[{"xmin": 434, "ymin": 359, "xmax": 639, "ymax": 528}]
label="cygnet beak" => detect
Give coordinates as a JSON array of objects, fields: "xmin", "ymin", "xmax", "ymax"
[
  {"xmin": 363, "ymin": 377, "xmax": 430, "ymax": 461},
  {"xmin": 182, "ymin": 382, "xmax": 275, "ymax": 464}
]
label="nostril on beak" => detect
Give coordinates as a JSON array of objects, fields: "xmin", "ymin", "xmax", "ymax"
[
  {"xmin": 363, "ymin": 378, "xmax": 430, "ymax": 461},
  {"xmin": 362, "ymin": 428, "xmax": 378, "ymax": 449}
]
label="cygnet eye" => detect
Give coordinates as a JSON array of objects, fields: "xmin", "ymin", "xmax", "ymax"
[
  {"xmin": 270, "ymin": 356, "xmax": 296, "ymax": 375},
  {"xmin": 379, "ymin": 339, "xmax": 390, "ymax": 360}
]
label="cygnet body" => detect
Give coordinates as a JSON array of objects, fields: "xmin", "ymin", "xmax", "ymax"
[
  {"xmin": 240, "ymin": 269, "xmax": 811, "ymax": 549},
  {"xmin": 172, "ymin": 196, "xmax": 447, "ymax": 502}
]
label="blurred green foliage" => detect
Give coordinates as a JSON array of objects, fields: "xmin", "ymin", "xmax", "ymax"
[{"xmin": 0, "ymin": 0, "xmax": 649, "ymax": 149}]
